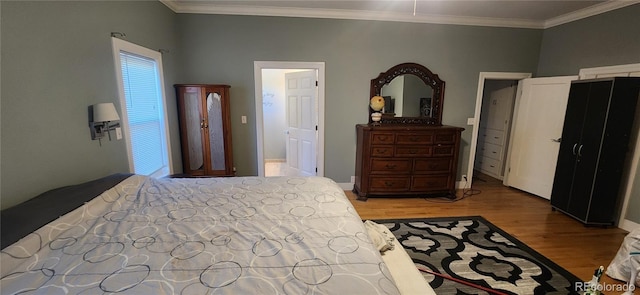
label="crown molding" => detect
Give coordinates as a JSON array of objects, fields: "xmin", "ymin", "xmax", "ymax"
[
  {"xmin": 160, "ymin": 0, "xmax": 638, "ymax": 29},
  {"xmin": 544, "ymin": 1, "xmax": 639, "ymax": 28}
]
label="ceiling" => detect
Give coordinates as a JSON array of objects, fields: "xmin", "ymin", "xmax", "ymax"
[{"xmin": 160, "ymin": 0, "xmax": 638, "ymax": 29}]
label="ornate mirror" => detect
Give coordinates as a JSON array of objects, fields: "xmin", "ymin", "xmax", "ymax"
[{"xmin": 369, "ymin": 63, "xmax": 445, "ymax": 125}]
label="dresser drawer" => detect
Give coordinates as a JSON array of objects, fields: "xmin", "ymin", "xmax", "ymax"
[
  {"xmin": 480, "ymin": 129, "xmax": 504, "ymax": 146},
  {"xmin": 396, "ymin": 133, "xmax": 433, "ymax": 145},
  {"xmin": 395, "ymin": 146, "xmax": 432, "ymax": 157},
  {"xmin": 371, "ymin": 146, "xmax": 393, "ymax": 157},
  {"xmin": 477, "ymin": 142, "xmax": 502, "ymax": 160},
  {"xmin": 370, "ymin": 159, "xmax": 412, "ymax": 173},
  {"xmin": 414, "ymin": 158, "xmax": 452, "ymax": 173},
  {"xmin": 432, "ymin": 145, "xmax": 455, "ymax": 157},
  {"xmin": 411, "ymin": 175, "xmax": 450, "ymax": 191},
  {"xmin": 370, "ymin": 177, "xmax": 411, "ymax": 191},
  {"xmin": 371, "ymin": 133, "xmax": 395, "ymax": 144},
  {"xmin": 434, "ymin": 131, "xmax": 456, "ymax": 144},
  {"xmin": 477, "ymin": 156, "xmax": 501, "ymax": 176}
]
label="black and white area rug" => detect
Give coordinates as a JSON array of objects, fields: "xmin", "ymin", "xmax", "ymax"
[{"xmin": 375, "ymin": 216, "xmax": 582, "ymax": 295}]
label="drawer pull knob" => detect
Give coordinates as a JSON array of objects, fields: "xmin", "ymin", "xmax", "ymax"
[
  {"xmin": 385, "ymin": 164, "xmax": 397, "ymax": 169},
  {"xmin": 384, "ymin": 181, "xmax": 394, "ymax": 186}
]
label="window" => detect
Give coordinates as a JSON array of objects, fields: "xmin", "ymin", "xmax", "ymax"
[{"xmin": 112, "ymin": 37, "xmax": 172, "ymax": 177}]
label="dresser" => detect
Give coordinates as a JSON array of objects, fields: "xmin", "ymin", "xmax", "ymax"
[{"xmin": 354, "ymin": 124, "xmax": 464, "ymax": 200}]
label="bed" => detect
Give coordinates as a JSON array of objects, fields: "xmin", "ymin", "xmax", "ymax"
[{"xmin": 1, "ymin": 174, "xmax": 434, "ymax": 294}]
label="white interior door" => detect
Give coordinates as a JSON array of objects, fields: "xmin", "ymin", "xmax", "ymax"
[
  {"xmin": 504, "ymin": 76, "xmax": 577, "ymax": 199},
  {"xmin": 285, "ymin": 70, "xmax": 317, "ymax": 176}
]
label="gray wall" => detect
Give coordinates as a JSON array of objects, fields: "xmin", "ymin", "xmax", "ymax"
[
  {"xmin": 537, "ymin": 4, "xmax": 640, "ymax": 76},
  {"xmin": 175, "ymin": 14, "xmax": 542, "ymax": 182},
  {"xmin": 536, "ymin": 3, "xmax": 640, "ymax": 224},
  {"xmin": 0, "ymin": 1, "xmax": 181, "ymax": 209}
]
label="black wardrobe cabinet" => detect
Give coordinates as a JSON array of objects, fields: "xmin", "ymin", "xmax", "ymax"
[{"xmin": 550, "ymin": 77, "xmax": 640, "ymax": 226}]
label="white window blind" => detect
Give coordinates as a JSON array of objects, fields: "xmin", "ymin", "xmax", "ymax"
[{"xmin": 119, "ymin": 52, "xmax": 169, "ymax": 176}]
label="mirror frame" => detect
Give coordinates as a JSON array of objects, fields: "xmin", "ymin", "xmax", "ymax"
[{"xmin": 370, "ymin": 62, "xmax": 445, "ymax": 125}]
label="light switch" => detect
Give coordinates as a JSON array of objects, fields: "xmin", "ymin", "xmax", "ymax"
[
  {"xmin": 241, "ymin": 116, "xmax": 247, "ymax": 124},
  {"xmin": 115, "ymin": 127, "xmax": 122, "ymax": 140}
]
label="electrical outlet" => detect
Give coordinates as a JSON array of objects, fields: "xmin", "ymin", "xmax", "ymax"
[
  {"xmin": 467, "ymin": 118, "xmax": 475, "ymax": 125},
  {"xmin": 350, "ymin": 176, "xmax": 355, "ymax": 183}
]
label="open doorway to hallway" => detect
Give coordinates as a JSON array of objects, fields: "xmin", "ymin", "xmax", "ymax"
[
  {"xmin": 473, "ymin": 79, "xmax": 518, "ymax": 182},
  {"xmin": 466, "ymin": 72, "xmax": 531, "ymax": 187},
  {"xmin": 253, "ymin": 61, "xmax": 325, "ymax": 177}
]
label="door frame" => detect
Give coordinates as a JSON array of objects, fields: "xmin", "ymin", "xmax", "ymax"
[
  {"xmin": 253, "ymin": 61, "xmax": 325, "ymax": 177},
  {"xmin": 466, "ymin": 72, "xmax": 531, "ymax": 187}
]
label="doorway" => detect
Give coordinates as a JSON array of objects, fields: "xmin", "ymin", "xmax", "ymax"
[
  {"xmin": 473, "ymin": 80, "xmax": 518, "ymax": 181},
  {"xmin": 466, "ymin": 72, "xmax": 531, "ymax": 187},
  {"xmin": 253, "ymin": 61, "xmax": 325, "ymax": 177}
]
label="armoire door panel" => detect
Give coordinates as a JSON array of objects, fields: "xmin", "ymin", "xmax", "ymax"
[
  {"xmin": 550, "ymin": 82, "xmax": 589, "ymax": 210},
  {"xmin": 206, "ymin": 91, "xmax": 226, "ymax": 171},
  {"xmin": 183, "ymin": 88, "xmax": 205, "ymax": 173}
]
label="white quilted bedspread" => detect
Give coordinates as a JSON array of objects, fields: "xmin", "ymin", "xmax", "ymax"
[{"xmin": 1, "ymin": 175, "xmax": 400, "ymax": 295}]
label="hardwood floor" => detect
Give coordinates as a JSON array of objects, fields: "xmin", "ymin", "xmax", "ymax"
[{"xmin": 346, "ymin": 173, "xmax": 631, "ymax": 286}]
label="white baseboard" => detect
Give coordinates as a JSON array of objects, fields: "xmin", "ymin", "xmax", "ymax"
[
  {"xmin": 619, "ymin": 219, "xmax": 640, "ymax": 232},
  {"xmin": 337, "ymin": 182, "xmax": 466, "ymax": 191},
  {"xmin": 337, "ymin": 182, "xmax": 353, "ymax": 190}
]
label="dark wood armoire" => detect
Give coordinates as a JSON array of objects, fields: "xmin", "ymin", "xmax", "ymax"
[
  {"xmin": 175, "ymin": 84, "xmax": 234, "ymax": 177},
  {"xmin": 550, "ymin": 77, "xmax": 640, "ymax": 225}
]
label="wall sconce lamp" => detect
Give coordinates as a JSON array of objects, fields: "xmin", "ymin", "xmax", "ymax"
[{"xmin": 90, "ymin": 103, "xmax": 120, "ymax": 144}]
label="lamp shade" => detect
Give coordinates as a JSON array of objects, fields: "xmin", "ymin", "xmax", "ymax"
[{"xmin": 93, "ymin": 103, "xmax": 120, "ymax": 122}]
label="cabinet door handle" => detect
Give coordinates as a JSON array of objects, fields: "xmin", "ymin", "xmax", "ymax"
[
  {"xmin": 578, "ymin": 145, "xmax": 583, "ymax": 157},
  {"xmin": 572, "ymin": 143, "xmax": 578, "ymax": 155}
]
